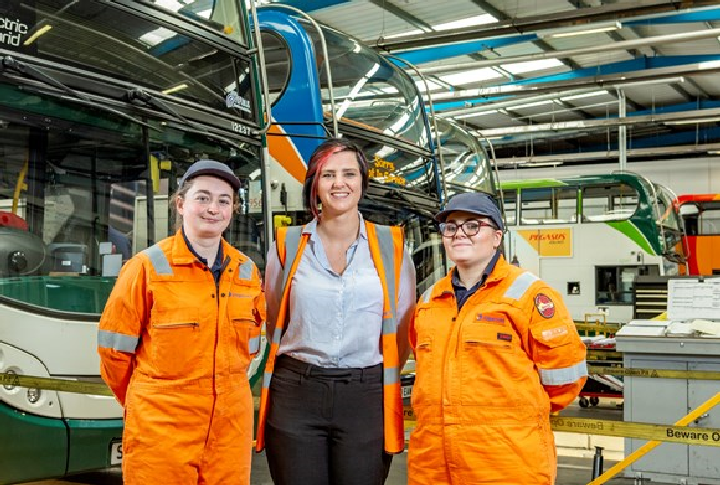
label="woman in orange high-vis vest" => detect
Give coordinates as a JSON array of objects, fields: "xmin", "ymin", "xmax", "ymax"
[
  {"xmin": 257, "ymin": 138, "xmax": 416, "ymax": 485},
  {"xmin": 97, "ymin": 160, "xmax": 265, "ymax": 485},
  {"xmin": 409, "ymin": 192, "xmax": 588, "ymax": 485}
]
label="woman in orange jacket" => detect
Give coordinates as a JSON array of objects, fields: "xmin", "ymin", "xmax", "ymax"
[
  {"xmin": 408, "ymin": 192, "xmax": 588, "ymax": 485},
  {"xmin": 97, "ymin": 160, "xmax": 265, "ymax": 485}
]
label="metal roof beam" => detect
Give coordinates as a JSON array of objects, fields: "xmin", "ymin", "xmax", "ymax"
[
  {"xmin": 372, "ymin": 1, "xmax": 715, "ymax": 51},
  {"xmin": 367, "ymin": 0, "xmax": 433, "ymax": 32},
  {"xmin": 493, "ymin": 142, "xmax": 720, "ymax": 166},
  {"xmin": 477, "ymin": 107, "xmax": 720, "ymax": 136},
  {"xmin": 418, "ymin": 27, "xmax": 720, "ymax": 73}
]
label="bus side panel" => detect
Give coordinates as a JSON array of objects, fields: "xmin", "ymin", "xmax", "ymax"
[
  {"xmin": 690, "ymin": 235, "xmax": 720, "ymax": 275},
  {"xmin": 0, "ymin": 403, "xmax": 67, "ymax": 483},
  {"xmin": 65, "ymin": 418, "xmax": 124, "ymax": 475}
]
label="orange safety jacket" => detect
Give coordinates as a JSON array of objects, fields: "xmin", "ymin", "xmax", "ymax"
[
  {"xmin": 98, "ymin": 230, "xmax": 265, "ymax": 403},
  {"xmin": 409, "ymin": 255, "xmax": 587, "ymax": 485},
  {"xmin": 255, "ymin": 221, "xmax": 406, "ymax": 453}
]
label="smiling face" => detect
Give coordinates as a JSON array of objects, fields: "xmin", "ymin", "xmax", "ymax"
[
  {"xmin": 442, "ymin": 210, "xmax": 503, "ymax": 267},
  {"xmin": 177, "ymin": 175, "xmax": 234, "ymax": 239},
  {"xmin": 315, "ymin": 150, "xmax": 363, "ymax": 217}
]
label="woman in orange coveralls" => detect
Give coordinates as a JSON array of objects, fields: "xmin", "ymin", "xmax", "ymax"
[
  {"xmin": 98, "ymin": 160, "xmax": 265, "ymax": 485},
  {"xmin": 408, "ymin": 192, "xmax": 588, "ymax": 485}
]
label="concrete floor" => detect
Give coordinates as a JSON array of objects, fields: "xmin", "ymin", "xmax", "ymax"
[{"xmin": 25, "ymin": 451, "xmax": 637, "ymax": 485}]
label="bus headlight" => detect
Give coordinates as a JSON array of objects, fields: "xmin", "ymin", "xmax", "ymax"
[{"xmin": 27, "ymin": 388, "xmax": 41, "ymax": 404}]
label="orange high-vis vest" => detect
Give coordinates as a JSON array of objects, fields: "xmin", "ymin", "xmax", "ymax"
[{"xmin": 255, "ymin": 221, "xmax": 406, "ymax": 453}]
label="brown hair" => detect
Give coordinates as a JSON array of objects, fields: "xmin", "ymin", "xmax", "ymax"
[{"xmin": 302, "ymin": 138, "xmax": 369, "ymax": 219}]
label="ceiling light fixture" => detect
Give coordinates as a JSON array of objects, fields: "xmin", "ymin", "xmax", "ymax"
[
  {"xmin": 161, "ymin": 84, "xmax": 189, "ymax": 95},
  {"xmin": 665, "ymin": 117, "xmax": 720, "ymax": 125},
  {"xmin": 544, "ymin": 22, "xmax": 621, "ymax": 39},
  {"xmin": 23, "ymin": 25, "xmax": 52, "ymax": 46}
]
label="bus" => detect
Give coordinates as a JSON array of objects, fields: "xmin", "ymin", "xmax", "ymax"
[
  {"xmin": 500, "ymin": 173, "xmax": 684, "ymax": 324},
  {"xmin": 255, "ymin": 5, "xmax": 498, "ymax": 296},
  {"xmin": 0, "ymin": 0, "xmax": 264, "ymax": 482},
  {"xmin": 676, "ymin": 194, "xmax": 720, "ymax": 276}
]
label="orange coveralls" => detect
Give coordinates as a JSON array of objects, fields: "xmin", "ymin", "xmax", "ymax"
[
  {"xmin": 409, "ymin": 256, "xmax": 587, "ymax": 485},
  {"xmin": 98, "ymin": 231, "xmax": 265, "ymax": 485}
]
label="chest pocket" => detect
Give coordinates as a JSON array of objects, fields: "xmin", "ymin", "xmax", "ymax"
[
  {"xmin": 150, "ymin": 307, "xmax": 201, "ymax": 379},
  {"xmin": 459, "ymin": 320, "xmax": 525, "ymax": 406},
  {"xmin": 228, "ymin": 292, "xmax": 262, "ymax": 358}
]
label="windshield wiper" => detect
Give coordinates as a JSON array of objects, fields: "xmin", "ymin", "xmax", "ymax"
[{"xmin": 0, "ymin": 56, "xmax": 157, "ymax": 130}]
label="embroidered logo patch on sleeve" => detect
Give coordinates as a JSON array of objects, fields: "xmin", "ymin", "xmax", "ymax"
[{"xmin": 534, "ymin": 293, "xmax": 555, "ymax": 318}]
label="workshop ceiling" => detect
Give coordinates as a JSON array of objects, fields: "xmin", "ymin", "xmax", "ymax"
[{"xmin": 264, "ymin": 0, "xmax": 720, "ymax": 169}]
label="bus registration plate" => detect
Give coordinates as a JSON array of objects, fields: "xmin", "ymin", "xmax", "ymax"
[{"xmin": 110, "ymin": 441, "xmax": 123, "ymax": 465}]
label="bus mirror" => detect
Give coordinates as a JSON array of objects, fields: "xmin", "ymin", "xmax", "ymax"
[{"xmin": 679, "ymin": 204, "xmax": 699, "ymax": 216}]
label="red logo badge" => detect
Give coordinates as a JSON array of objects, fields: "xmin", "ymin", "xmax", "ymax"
[{"xmin": 534, "ymin": 293, "xmax": 555, "ymax": 319}]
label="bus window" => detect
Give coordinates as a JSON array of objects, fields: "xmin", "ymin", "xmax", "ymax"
[
  {"xmin": 502, "ymin": 189, "xmax": 518, "ymax": 226},
  {"xmin": 520, "ymin": 187, "xmax": 576, "ymax": 225},
  {"xmin": 582, "ymin": 184, "xmax": 638, "ymax": 222},
  {"xmin": 260, "ymin": 31, "xmax": 291, "ymax": 106},
  {"xmin": 699, "ymin": 203, "xmax": 720, "ymax": 235},
  {"xmin": 595, "ymin": 265, "xmax": 659, "ymax": 305}
]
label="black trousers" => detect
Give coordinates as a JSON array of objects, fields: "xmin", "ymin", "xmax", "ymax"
[{"xmin": 265, "ymin": 355, "xmax": 393, "ymax": 485}]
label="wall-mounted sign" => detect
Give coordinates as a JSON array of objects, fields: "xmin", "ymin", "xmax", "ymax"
[{"xmin": 518, "ymin": 228, "xmax": 573, "ymax": 257}]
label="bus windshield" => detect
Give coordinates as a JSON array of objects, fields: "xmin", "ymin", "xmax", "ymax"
[
  {"xmin": 0, "ymin": 0, "xmax": 263, "ymax": 315},
  {"xmin": 301, "ymin": 20, "xmax": 429, "ymax": 149},
  {"xmin": 436, "ymin": 119, "xmax": 495, "ymax": 197},
  {"xmin": 4, "ymin": 0, "xmax": 256, "ymax": 121},
  {"xmin": 654, "ymin": 183, "xmax": 684, "ymax": 258}
]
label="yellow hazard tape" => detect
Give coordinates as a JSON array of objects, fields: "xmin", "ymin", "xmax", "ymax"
[
  {"xmin": 402, "ymin": 406, "xmax": 720, "ymax": 447},
  {"xmin": 550, "ymin": 416, "xmax": 720, "ymax": 447},
  {"xmin": 0, "ymin": 372, "xmax": 113, "ymax": 396},
  {"xmin": 588, "ymin": 365, "xmax": 720, "ymax": 380},
  {"xmin": 588, "ymin": 391, "xmax": 720, "ymax": 484},
  {"xmin": 586, "ymin": 351, "xmax": 622, "ymax": 361}
]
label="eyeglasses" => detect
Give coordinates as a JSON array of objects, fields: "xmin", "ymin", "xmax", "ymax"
[{"xmin": 439, "ymin": 220, "xmax": 496, "ymax": 237}]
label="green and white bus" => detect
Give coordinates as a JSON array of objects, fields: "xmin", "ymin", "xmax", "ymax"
[
  {"xmin": 0, "ymin": 0, "xmax": 264, "ymax": 482},
  {"xmin": 500, "ymin": 172, "xmax": 684, "ymax": 324}
]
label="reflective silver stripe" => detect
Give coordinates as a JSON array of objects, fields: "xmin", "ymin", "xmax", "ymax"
[
  {"xmin": 97, "ymin": 330, "xmax": 139, "ymax": 353},
  {"xmin": 382, "ymin": 317, "xmax": 396, "ymax": 335},
  {"xmin": 263, "ymin": 372, "xmax": 273, "ymax": 388},
  {"xmin": 503, "ymin": 271, "xmax": 539, "ymax": 300},
  {"xmin": 143, "ymin": 244, "xmax": 173, "ymax": 276},
  {"xmin": 539, "ymin": 361, "xmax": 588, "ymax": 386},
  {"xmin": 275, "ymin": 226, "xmax": 303, "ymax": 310},
  {"xmin": 237, "ymin": 259, "xmax": 254, "ymax": 280},
  {"xmin": 375, "ymin": 224, "xmax": 397, "ymax": 324},
  {"xmin": 384, "ymin": 366, "xmax": 400, "ymax": 385},
  {"xmin": 248, "ymin": 336, "xmax": 261, "ymax": 354},
  {"xmin": 422, "ymin": 284, "xmax": 436, "ymax": 304},
  {"xmin": 272, "ymin": 326, "xmax": 283, "ymax": 345}
]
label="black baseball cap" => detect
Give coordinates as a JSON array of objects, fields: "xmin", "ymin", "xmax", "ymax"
[
  {"xmin": 434, "ymin": 192, "xmax": 503, "ymax": 230},
  {"xmin": 179, "ymin": 159, "xmax": 241, "ymax": 191}
]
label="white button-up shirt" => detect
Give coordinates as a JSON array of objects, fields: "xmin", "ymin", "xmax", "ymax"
[{"xmin": 264, "ymin": 213, "xmax": 415, "ymax": 368}]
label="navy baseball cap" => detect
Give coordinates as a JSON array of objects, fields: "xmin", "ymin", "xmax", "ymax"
[
  {"xmin": 179, "ymin": 159, "xmax": 241, "ymax": 191},
  {"xmin": 434, "ymin": 192, "xmax": 504, "ymax": 230}
]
